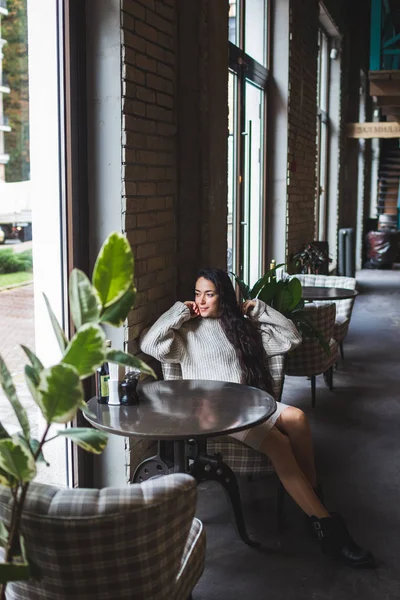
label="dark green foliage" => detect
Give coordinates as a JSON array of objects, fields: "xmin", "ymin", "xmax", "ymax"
[
  {"xmin": 232, "ymin": 266, "xmax": 329, "ymax": 354},
  {"xmin": 2, "ymin": 0, "xmax": 30, "ymax": 182},
  {"xmin": 0, "ymin": 249, "xmax": 32, "ymax": 274},
  {"xmin": 291, "ymin": 243, "xmax": 331, "ymax": 274}
]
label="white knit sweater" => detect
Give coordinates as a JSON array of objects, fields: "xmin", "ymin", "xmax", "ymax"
[{"xmin": 140, "ymin": 300, "xmax": 302, "ymax": 385}]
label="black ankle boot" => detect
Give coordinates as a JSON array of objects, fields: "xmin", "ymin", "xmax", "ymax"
[{"xmin": 310, "ymin": 513, "xmax": 376, "ymax": 568}]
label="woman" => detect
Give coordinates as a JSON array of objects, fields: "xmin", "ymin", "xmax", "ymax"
[{"xmin": 141, "ymin": 267, "xmax": 375, "ymax": 568}]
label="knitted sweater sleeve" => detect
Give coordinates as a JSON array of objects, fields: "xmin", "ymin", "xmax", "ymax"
[
  {"xmin": 247, "ymin": 299, "xmax": 302, "ymax": 357},
  {"xmin": 140, "ymin": 301, "xmax": 191, "ymax": 363}
]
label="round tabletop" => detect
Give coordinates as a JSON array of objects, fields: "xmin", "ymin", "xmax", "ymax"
[
  {"xmin": 301, "ymin": 286, "xmax": 359, "ymax": 301},
  {"xmin": 85, "ymin": 379, "xmax": 276, "ymax": 440}
]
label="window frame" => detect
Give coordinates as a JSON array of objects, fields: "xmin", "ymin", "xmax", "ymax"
[
  {"xmin": 228, "ymin": 0, "xmax": 270, "ymax": 283},
  {"xmin": 62, "ymin": 0, "xmax": 92, "ymax": 488},
  {"xmin": 315, "ymin": 26, "xmax": 331, "ymax": 241}
]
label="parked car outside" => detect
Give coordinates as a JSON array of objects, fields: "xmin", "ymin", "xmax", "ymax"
[{"xmin": 0, "ymin": 226, "xmax": 5, "ymax": 245}]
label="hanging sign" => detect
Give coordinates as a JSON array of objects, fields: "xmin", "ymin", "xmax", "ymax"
[{"xmin": 346, "ymin": 122, "xmax": 400, "ymax": 139}]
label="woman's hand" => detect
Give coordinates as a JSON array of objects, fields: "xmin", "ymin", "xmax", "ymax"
[
  {"xmin": 184, "ymin": 301, "xmax": 200, "ymax": 318},
  {"xmin": 241, "ymin": 300, "xmax": 256, "ymax": 316}
]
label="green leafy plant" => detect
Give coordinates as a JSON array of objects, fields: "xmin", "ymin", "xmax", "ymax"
[
  {"xmin": 291, "ymin": 243, "xmax": 331, "ymax": 274},
  {"xmin": 0, "ymin": 249, "xmax": 32, "ymax": 274},
  {"xmin": 0, "ymin": 232, "xmax": 155, "ymax": 597},
  {"xmin": 232, "ymin": 265, "xmax": 330, "ymax": 354}
]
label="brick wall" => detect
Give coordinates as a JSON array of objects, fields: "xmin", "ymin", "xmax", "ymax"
[
  {"xmin": 119, "ymin": 0, "xmax": 227, "ymax": 476},
  {"xmin": 286, "ymin": 0, "xmax": 318, "ymax": 260},
  {"xmin": 121, "ymin": 0, "xmax": 178, "ymax": 475},
  {"xmin": 176, "ymin": 0, "xmax": 228, "ymax": 299},
  {"xmin": 121, "ymin": 0, "xmax": 177, "ymax": 356},
  {"xmin": 286, "ymin": 0, "xmax": 371, "ymax": 268}
]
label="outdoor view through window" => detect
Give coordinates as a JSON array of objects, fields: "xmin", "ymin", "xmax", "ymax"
[{"xmin": 0, "ymin": 0, "xmax": 68, "ymax": 486}]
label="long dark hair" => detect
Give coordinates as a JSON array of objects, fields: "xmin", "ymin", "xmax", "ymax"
[{"xmin": 196, "ymin": 267, "xmax": 274, "ymax": 396}]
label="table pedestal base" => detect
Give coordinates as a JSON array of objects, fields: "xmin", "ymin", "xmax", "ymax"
[{"xmin": 132, "ymin": 439, "xmax": 260, "ymax": 548}]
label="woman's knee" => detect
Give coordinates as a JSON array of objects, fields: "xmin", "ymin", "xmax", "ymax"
[{"xmin": 277, "ymin": 406, "xmax": 309, "ymax": 432}]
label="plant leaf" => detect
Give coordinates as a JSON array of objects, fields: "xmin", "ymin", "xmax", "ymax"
[
  {"xmin": 78, "ymin": 400, "xmax": 97, "ymax": 420},
  {"xmin": 250, "ymin": 273, "xmax": 270, "ymax": 299},
  {"xmin": 69, "ymin": 268, "xmax": 101, "ymax": 329},
  {"xmin": 0, "ymin": 356, "xmax": 30, "ymax": 440},
  {"xmin": 57, "ymin": 428, "xmax": 108, "ymax": 454},
  {"xmin": 37, "ymin": 364, "xmax": 84, "ymax": 424},
  {"xmin": 100, "ymin": 287, "xmax": 136, "ymax": 326},
  {"xmin": 19, "ymin": 534, "xmax": 28, "ymax": 564},
  {"xmin": 16, "ymin": 434, "xmax": 48, "ymax": 465},
  {"xmin": 62, "ymin": 324, "xmax": 106, "ymax": 379},
  {"xmin": 43, "ymin": 292, "xmax": 68, "ymax": 352},
  {"xmin": 107, "ymin": 349, "xmax": 156, "ymax": 379},
  {"xmin": 230, "ymin": 273, "xmax": 252, "ymax": 301},
  {"xmin": 0, "ymin": 423, "xmax": 10, "ymax": 440},
  {"xmin": 21, "ymin": 345, "xmax": 44, "ymax": 373},
  {"xmin": 24, "ymin": 365, "xmax": 41, "ymax": 405},
  {"xmin": 0, "ymin": 467, "xmax": 17, "ymax": 488},
  {"xmin": 287, "ymin": 277, "xmax": 302, "ymax": 311},
  {"xmin": 0, "ymin": 438, "xmax": 36, "ymax": 483},
  {"xmin": 0, "ymin": 521, "xmax": 8, "ymax": 548},
  {"xmin": 92, "ymin": 233, "xmax": 134, "ymax": 308},
  {"xmin": 250, "ymin": 264, "xmax": 285, "ymax": 298},
  {"xmin": 257, "ymin": 279, "xmax": 279, "ymax": 304},
  {"xmin": 0, "ymin": 562, "xmax": 31, "ymax": 584}
]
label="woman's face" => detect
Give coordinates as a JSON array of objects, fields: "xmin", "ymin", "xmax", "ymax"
[{"xmin": 195, "ymin": 277, "xmax": 220, "ymax": 318}]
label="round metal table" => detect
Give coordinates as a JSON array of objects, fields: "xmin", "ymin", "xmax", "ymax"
[
  {"xmin": 301, "ymin": 286, "xmax": 359, "ymax": 301},
  {"xmin": 86, "ymin": 379, "xmax": 276, "ymax": 443},
  {"xmin": 85, "ymin": 379, "xmax": 276, "ymax": 547}
]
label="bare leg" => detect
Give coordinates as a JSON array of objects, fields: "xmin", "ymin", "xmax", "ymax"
[
  {"xmin": 274, "ymin": 407, "xmax": 317, "ymax": 489},
  {"xmin": 258, "ymin": 427, "xmax": 329, "ymax": 518}
]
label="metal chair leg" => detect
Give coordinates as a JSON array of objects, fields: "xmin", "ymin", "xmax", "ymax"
[
  {"xmin": 328, "ymin": 365, "xmax": 334, "ymax": 390},
  {"xmin": 311, "ymin": 375, "xmax": 316, "ymax": 408},
  {"xmin": 277, "ymin": 480, "xmax": 285, "ymax": 531}
]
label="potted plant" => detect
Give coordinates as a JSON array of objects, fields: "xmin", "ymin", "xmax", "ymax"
[
  {"xmin": 232, "ymin": 265, "xmax": 329, "ymax": 353},
  {"xmin": 0, "ymin": 232, "xmax": 155, "ymax": 597},
  {"xmin": 291, "ymin": 242, "xmax": 331, "ymax": 274}
]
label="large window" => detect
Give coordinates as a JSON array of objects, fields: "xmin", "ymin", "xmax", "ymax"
[
  {"xmin": 0, "ymin": 0, "xmax": 82, "ymax": 487},
  {"xmin": 227, "ymin": 0, "xmax": 268, "ymax": 285},
  {"xmin": 316, "ymin": 28, "xmax": 330, "ymax": 240}
]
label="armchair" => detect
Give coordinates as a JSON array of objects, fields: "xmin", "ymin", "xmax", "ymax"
[
  {"xmin": 0, "ymin": 474, "xmax": 205, "ymax": 600},
  {"xmin": 294, "ymin": 274, "xmax": 357, "ymax": 360},
  {"xmin": 284, "ymin": 302, "xmax": 338, "ymax": 408}
]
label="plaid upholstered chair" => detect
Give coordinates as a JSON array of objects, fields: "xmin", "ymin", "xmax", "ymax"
[
  {"xmin": 162, "ymin": 358, "xmax": 285, "ymax": 529},
  {"xmin": 0, "ymin": 473, "xmax": 205, "ymax": 600},
  {"xmin": 284, "ymin": 302, "xmax": 338, "ymax": 408},
  {"xmin": 294, "ymin": 274, "xmax": 357, "ymax": 360}
]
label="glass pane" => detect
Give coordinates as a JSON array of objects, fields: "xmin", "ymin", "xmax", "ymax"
[
  {"xmin": 315, "ymin": 114, "xmax": 321, "ymax": 237},
  {"xmin": 318, "ymin": 121, "xmax": 328, "ymax": 239},
  {"xmin": 1, "ymin": 0, "xmax": 68, "ymax": 486},
  {"xmin": 317, "ymin": 30, "xmax": 322, "ymax": 107},
  {"xmin": 317, "ymin": 29, "xmax": 329, "ymax": 113},
  {"xmin": 227, "ymin": 71, "xmax": 237, "ymax": 275},
  {"xmin": 228, "ymin": 0, "xmax": 239, "ymax": 46},
  {"xmin": 245, "ymin": 0, "xmax": 267, "ymax": 66},
  {"xmin": 242, "ymin": 80, "xmax": 263, "ymax": 286},
  {"xmin": 320, "ymin": 33, "xmax": 329, "ymax": 113}
]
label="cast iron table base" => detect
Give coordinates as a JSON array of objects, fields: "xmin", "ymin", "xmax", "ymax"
[{"xmin": 132, "ymin": 438, "xmax": 260, "ymax": 548}]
